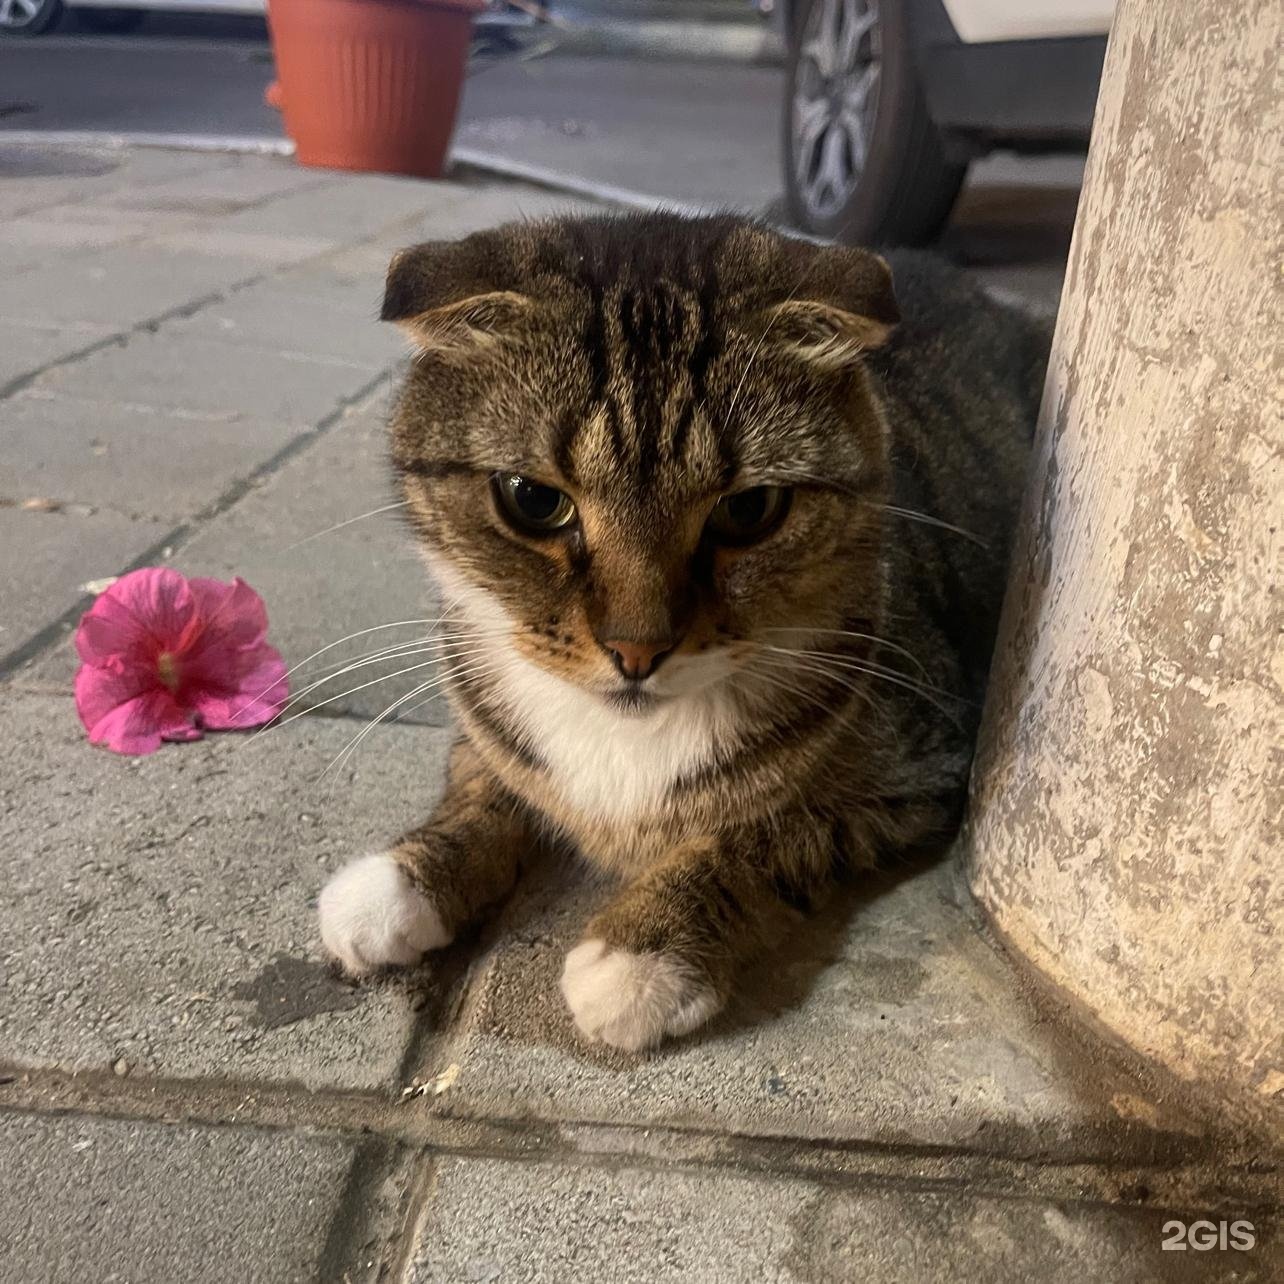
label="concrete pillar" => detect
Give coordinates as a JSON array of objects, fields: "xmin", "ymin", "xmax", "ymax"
[{"xmin": 965, "ymin": 0, "xmax": 1282, "ymax": 1122}]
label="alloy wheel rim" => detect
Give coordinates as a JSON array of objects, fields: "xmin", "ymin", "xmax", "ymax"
[
  {"xmin": 791, "ymin": 0, "xmax": 882, "ymax": 221},
  {"xmin": 0, "ymin": 0, "xmax": 43, "ymax": 27}
]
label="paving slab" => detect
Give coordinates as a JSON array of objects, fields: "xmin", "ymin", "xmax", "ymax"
[
  {"xmin": 0, "ymin": 692, "xmax": 452, "ymax": 1091},
  {"xmin": 238, "ymin": 189, "xmax": 597, "ymax": 289},
  {"xmin": 0, "ymin": 243, "xmax": 269, "ymax": 330},
  {"xmin": 0, "ymin": 144, "xmax": 222, "ymax": 219},
  {"xmin": 97, "ymin": 154, "xmax": 330, "ymax": 217},
  {"xmin": 384, "ymin": 185, "xmax": 599, "ymax": 242},
  {"xmin": 0, "ymin": 506, "xmax": 164, "ymax": 669},
  {"xmin": 407, "ymin": 1155, "xmax": 1259, "ymax": 1284},
  {"xmin": 29, "ymin": 331, "xmax": 381, "ymax": 426},
  {"xmin": 82, "ymin": 146, "xmax": 243, "ymax": 191},
  {"xmin": 145, "ymin": 223, "xmax": 342, "ymax": 268},
  {"xmin": 0, "ymin": 160, "xmax": 120, "ymax": 221},
  {"xmin": 414, "ymin": 857, "xmax": 1203, "ymax": 1159},
  {"xmin": 0, "ymin": 1110, "xmax": 361, "ymax": 1284},
  {"xmin": 36, "ymin": 200, "xmax": 210, "ymax": 233},
  {"xmin": 0, "ymin": 389, "xmax": 306, "ymax": 522},
  {"xmin": 0, "ymin": 209, "xmax": 183, "ymax": 278},
  {"xmin": 213, "ymin": 170, "xmax": 469, "ymax": 247},
  {"xmin": 0, "ymin": 318, "xmax": 114, "ymax": 389},
  {"xmin": 164, "ymin": 260, "xmax": 402, "ymax": 369}
]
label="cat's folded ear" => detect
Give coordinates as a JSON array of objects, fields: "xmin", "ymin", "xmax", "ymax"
[
  {"xmin": 381, "ymin": 240, "xmax": 530, "ymax": 354},
  {"xmin": 754, "ymin": 245, "xmax": 899, "ymax": 371}
]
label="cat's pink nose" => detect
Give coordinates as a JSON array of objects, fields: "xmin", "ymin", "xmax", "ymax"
[{"xmin": 603, "ymin": 639, "xmax": 671, "ymax": 681}]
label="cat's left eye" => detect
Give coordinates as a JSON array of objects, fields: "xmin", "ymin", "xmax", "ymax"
[
  {"xmin": 705, "ymin": 486, "xmax": 791, "ymax": 546},
  {"xmin": 492, "ymin": 473, "xmax": 577, "ymax": 535}
]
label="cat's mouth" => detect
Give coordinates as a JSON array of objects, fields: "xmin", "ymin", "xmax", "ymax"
[{"xmin": 602, "ymin": 684, "xmax": 663, "ymax": 714}]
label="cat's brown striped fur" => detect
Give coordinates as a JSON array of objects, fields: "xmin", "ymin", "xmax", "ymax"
[{"xmin": 317, "ymin": 213, "xmax": 1047, "ymax": 1051}]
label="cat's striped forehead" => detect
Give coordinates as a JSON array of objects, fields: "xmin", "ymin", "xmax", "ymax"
[
  {"xmin": 550, "ymin": 274, "xmax": 731, "ymax": 495},
  {"xmin": 385, "ymin": 212, "xmax": 897, "ymax": 502}
]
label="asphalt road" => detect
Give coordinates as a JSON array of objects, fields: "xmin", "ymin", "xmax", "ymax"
[
  {"xmin": 0, "ymin": 16, "xmax": 278, "ymax": 140},
  {"xmin": 0, "ymin": 17, "xmax": 1082, "ymax": 309},
  {"xmin": 0, "ymin": 27, "xmax": 279, "ymax": 138}
]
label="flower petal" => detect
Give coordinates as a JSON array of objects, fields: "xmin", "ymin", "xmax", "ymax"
[
  {"xmin": 76, "ymin": 567, "xmax": 198, "ymax": 667},
  {"xmin": 76, "ymin": 592, "xmax": 153, "ymax": 668},
  {"xmin": 75, "ymin": 661, "xmax": 159, "ymax": 734},
  {"xmin": 185, "ymin": 577, "xmax": 270, "ymax": 656},
  {"xmin": 83, "ymin": 687, "xmax": 200, "ymax": 756},
  {"xmin": 189, "ymin": 647, "xmax": 288, "ymax": 731},
  {"xmin": 120, "ymin": 566, "xmax": 200, "ymax": 641}
]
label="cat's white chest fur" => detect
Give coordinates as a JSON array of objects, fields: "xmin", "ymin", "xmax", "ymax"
[{"xmin": 501, "ymin": 657, "xmax": 724, "ymax": 824}]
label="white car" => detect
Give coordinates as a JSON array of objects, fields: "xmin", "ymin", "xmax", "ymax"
[
  {"xmin": 0, "ymin": 0, "xmax": 537, "ymax": 37},
  {"xmin": 0, "ymin": 0, "xmax": 257, "ymax": 36},
  {"xmin": 776, "ymin": 0, "xmax": 1115, "ymax": 243}
]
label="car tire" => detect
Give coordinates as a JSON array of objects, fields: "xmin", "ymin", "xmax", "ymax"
[
  {"xmin": 0, "ymin": 0, "xmax": 63, "ymax": 37},
  {"xmin": 76, "ymin": 7, "xmax": 146, "ymax": 33},
  {"xmin": 782, "ymin": 0, "xmax": 966, "ymax": 246}
]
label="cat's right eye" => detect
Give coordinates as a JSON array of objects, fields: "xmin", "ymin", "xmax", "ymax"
[
  {"xmin": 705, "ymin": 485, "xmax": 791, "ymax": 546},
  {"xmin": 492, "ymin": 472, "xmax": 577, "ymax": 535}
]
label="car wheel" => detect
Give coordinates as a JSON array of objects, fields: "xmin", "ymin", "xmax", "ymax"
[
  {"xmin": 0, "ymin": 0, "xmax": 62, "ymax": 36},
  {"xmin": 783, "ymin": 0, "xmax": 966, "ymax": 246},
  {"xmin": 76, "ymin": 7, "xmax": 145, "ymax": 33}
]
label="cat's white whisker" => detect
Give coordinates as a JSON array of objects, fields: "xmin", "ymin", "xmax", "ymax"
[
  {"xmin": 234, "ymin": 617, "xmax": 457, "ymax": 723},
  {"xmin": 810, "ymin": 659, "xmax": 963, "ymax": 712},
  {"xmin": 320, "ymin": 654, "xmax": 507, "ymax": 779},
  {"xmin": 757, "ymin": 626, "xmax": 931, "ymax": 677},
  {"xmin": 872, "ymin": 503, "xmax": 988, "ymax": 548},
  {"xmin": 252, "ymin": 612, "xmax": 507, "ymax": 729},
  {"xmin": 300, "ymin": 635, "xmax": 439, "ymax": 680},
  {"xmin": 757, "ymin": 643, "xmax": 955, "ymax": 696},
  {"xmin": 294, "ymin": 625, "xmax": 511, "ymax": 689},
  {"xmin": 750, "ymin": 650, "xmax": 896, "ymax": 729},
  {"xmin": 737, "ymin": 654, "xmax": 881, "ymax": 740},
  {"xmin": 249, "ymin": 645, "xmax": 499, "ymax": 744},
  {"xmin": 280, "ymin": 500, "xmax": 412, "ymax": 553},
  {"xmin": 756, "ymin": 645, "xmax": 963, "ymax": 723},
  {"xmin": 750, "ymin": 647, "xmax": 909, "ymax": 719},
  {"xmin": 229, "ymin": 618, "xmax": 449, "ymax": 726},
  {"xmin": 267, "ymin": 638, "xmax": 474, "ymax": 723},
  {"xmin": 392, "ymin": 649, "xmax": 522, "ymax": 725}
]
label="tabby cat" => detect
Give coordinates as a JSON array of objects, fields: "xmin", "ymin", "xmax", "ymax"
[{"xmin": 317, "ymin": 213, "xmax": 1047, "ymax": 1051}]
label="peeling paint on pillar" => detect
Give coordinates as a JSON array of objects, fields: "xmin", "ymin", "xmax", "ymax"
[{"xmin": 965, "ymin": 0, "xmax": 1282, "ymax": 1120}]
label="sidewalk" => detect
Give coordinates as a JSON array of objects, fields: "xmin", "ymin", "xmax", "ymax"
[{"xmin": 0, "ymin": 146, "xmax": 1278, "ymax": 1283}]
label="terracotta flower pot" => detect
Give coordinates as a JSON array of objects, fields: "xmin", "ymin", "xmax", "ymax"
[{"xmin": 267, "ymin": 0, "xmax": 484, "ymax": 179}]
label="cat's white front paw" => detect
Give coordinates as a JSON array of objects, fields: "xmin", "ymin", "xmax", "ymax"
[
  {"xmin": 560, "ymin": 939, "xmax": 721, "ymax": 1052},
  {"xmin": 318, "ymin": 853, "xmax": 450, "ymax": 976}
]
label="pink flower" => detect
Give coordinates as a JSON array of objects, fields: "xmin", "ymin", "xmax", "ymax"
[{"xmin": 74, "ymin": 568, "xmax": 288, "ymax": 756}]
